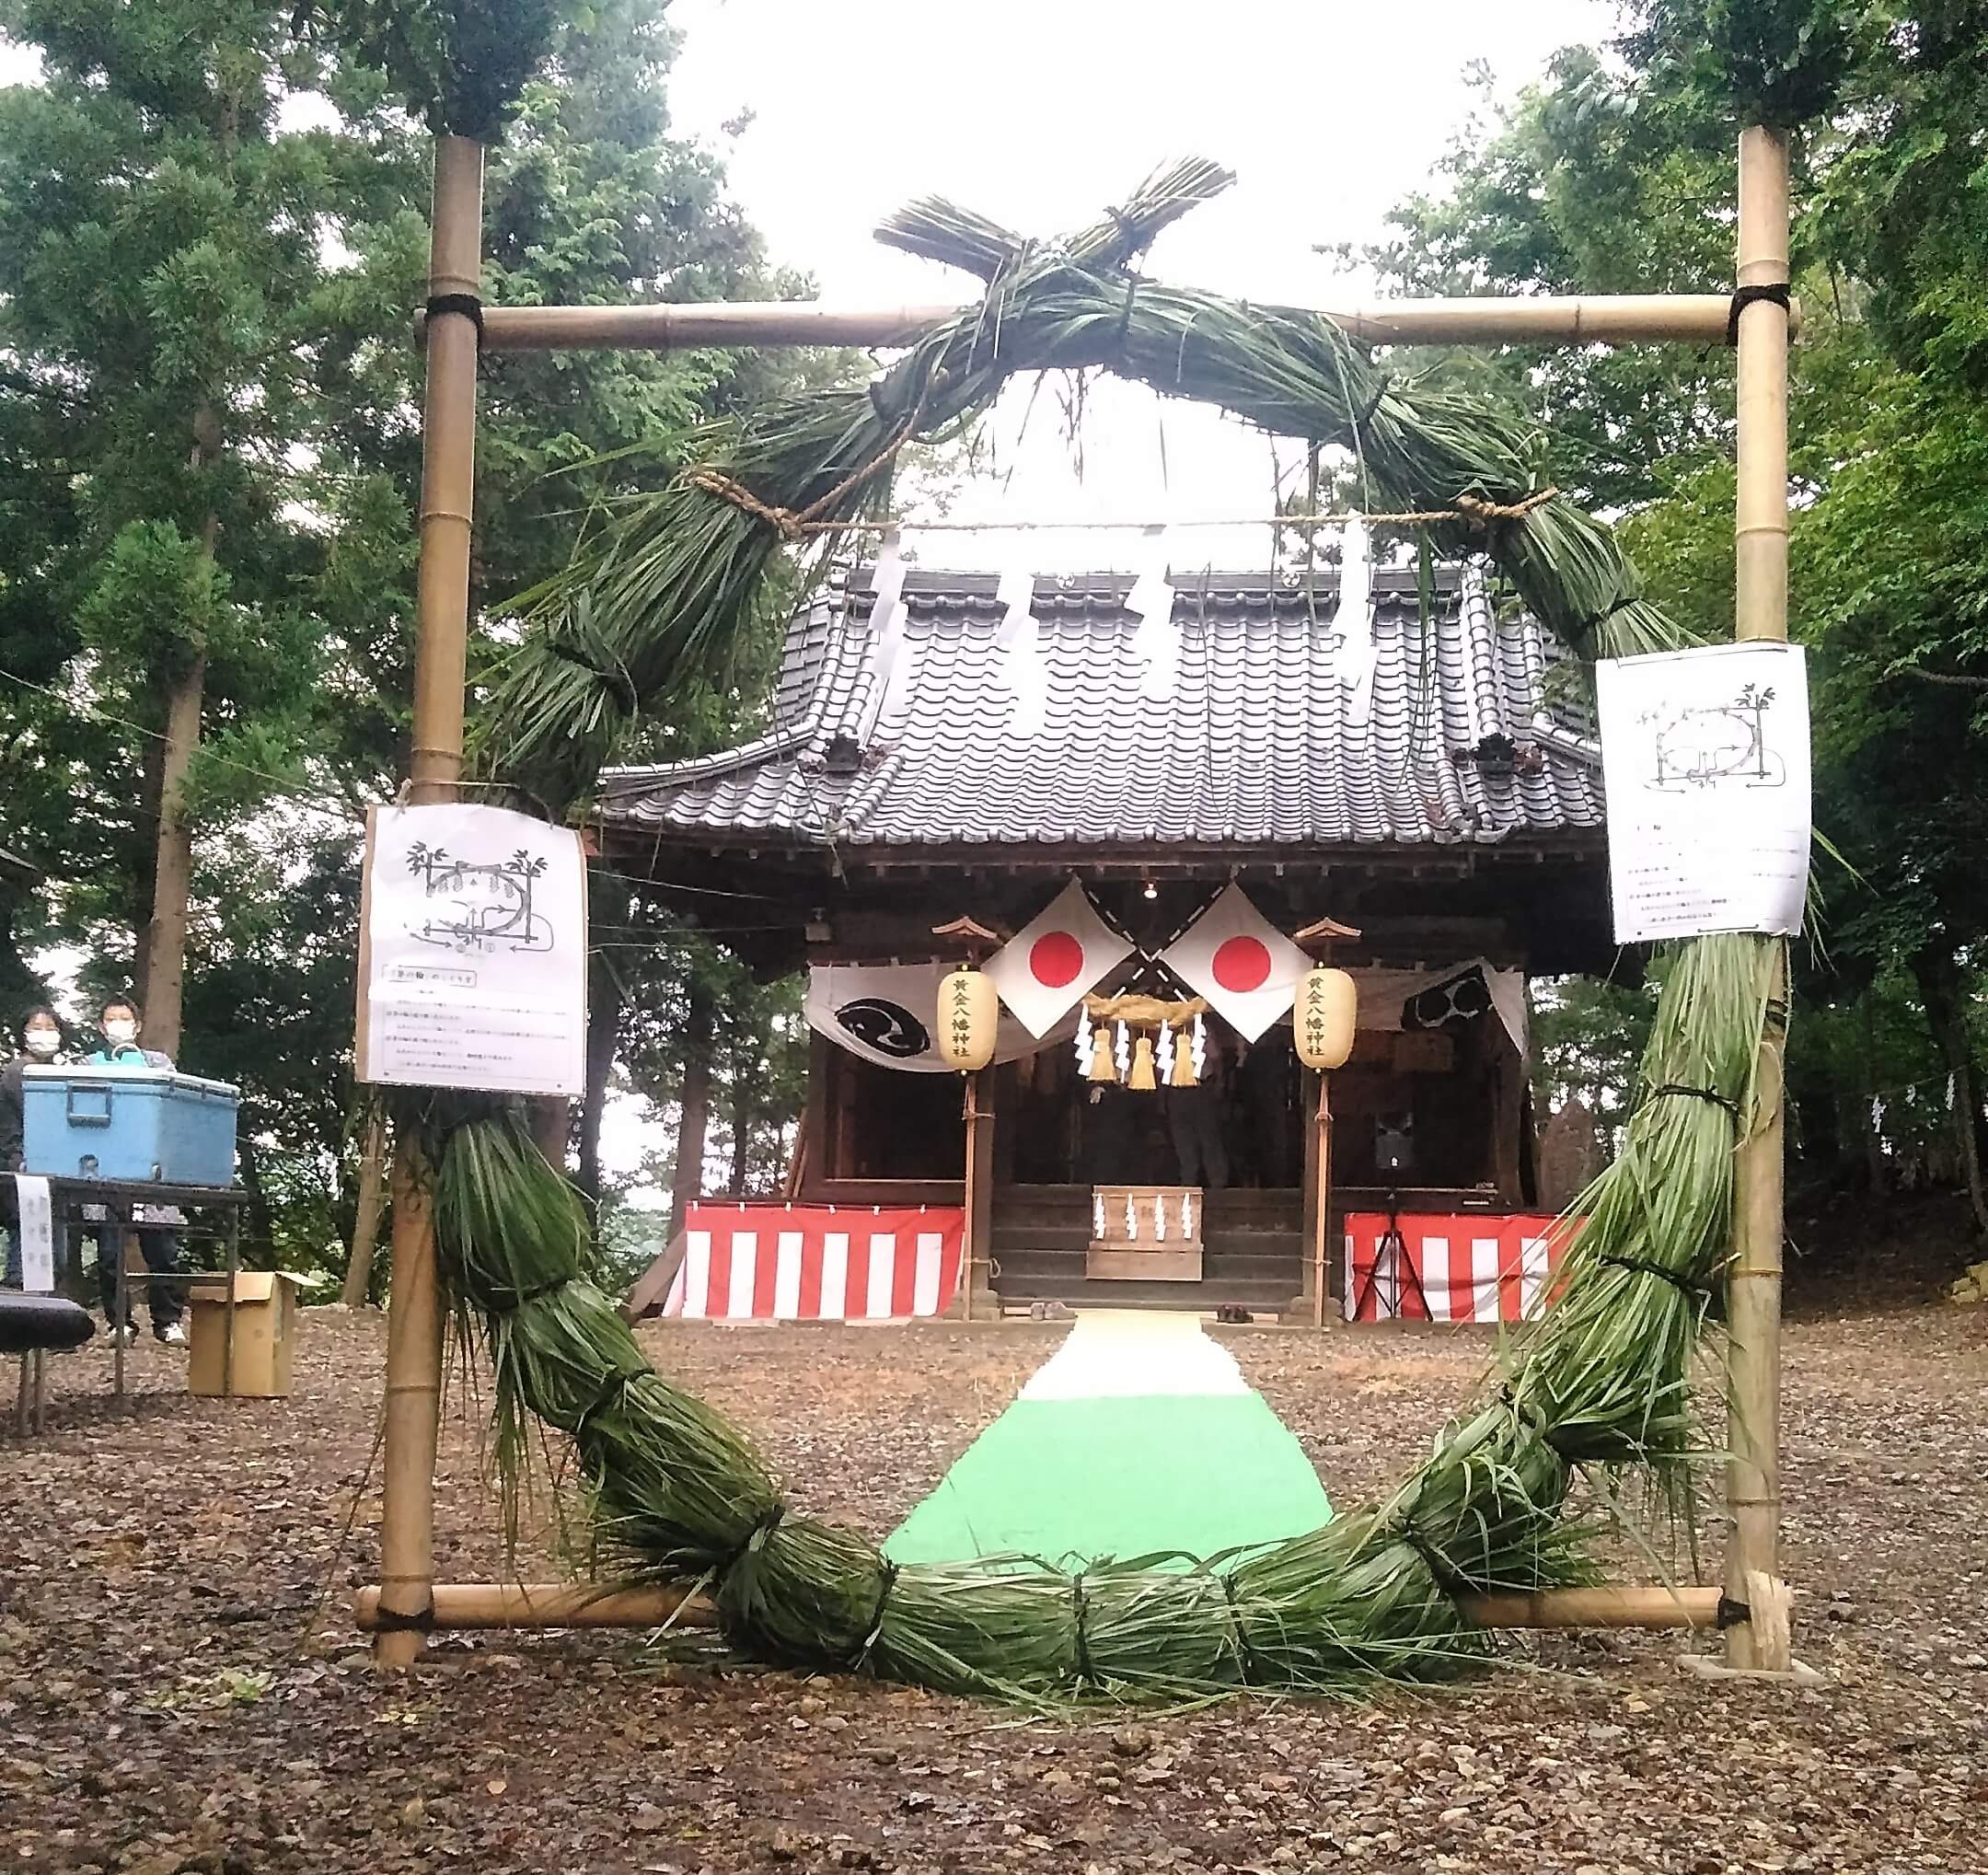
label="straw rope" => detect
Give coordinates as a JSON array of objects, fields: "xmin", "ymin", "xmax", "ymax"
[{"xmin": 679, "ymin": 474, "xmax": 1563, "ymax": 540}]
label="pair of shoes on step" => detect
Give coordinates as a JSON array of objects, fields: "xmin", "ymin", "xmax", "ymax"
[
  {"xmin": 1027, "ymin": 1301, "xmax": 1076, "ymax": 1322},
  {"xmin": 108, "ymin": 1319, "xmax": 186, "ymax": 1348}
]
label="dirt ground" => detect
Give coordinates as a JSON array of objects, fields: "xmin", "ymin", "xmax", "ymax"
[{"xmin": 4, "ymin": 1294, "xmax": 1987, "ymax": 1875}]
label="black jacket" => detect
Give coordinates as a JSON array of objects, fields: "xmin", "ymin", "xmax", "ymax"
[{"xmin": 0, "ymin": 1051, "xmax": 24, "ymax": 1171}]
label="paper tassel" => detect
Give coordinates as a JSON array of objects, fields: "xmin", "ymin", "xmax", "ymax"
[
  {"xmin": 1182, "ymin": 1190, "xmax": 1195, "ymax": 1238},
  {"xmin": 1129, "ymin": 1033, "xmax": 1157, "ymax": 1091},
  {"xmin": 1154, "ymin": 1193, "xmax": 1167, "ymax": 1243},
  {"xmin": 1088, "ymin": 1021, "xmax": 1117, "ymax": 1083},
  {"xmin": 1074, "ymin": 1005, "xmax": 1093, "ymax": 1072},
  {"xmin": 1093, "ymin": 1192, "xmax": 1106, "ymax": 1239},
  {"xmin": 1156, "ymin": 1019, "xmax": 1174, "ymax": 1082},
  {"xmin": 1115, "ymin": 1020, "xmax": 1131, "ymax": 1076},
  {"xmin": 1125, "ymin": 1194, "xmax": 1137, "ymax": 1238},
  {"xmin": 1169, "ymin": 1024, "xmax": 1197, "ymax": 1086}
]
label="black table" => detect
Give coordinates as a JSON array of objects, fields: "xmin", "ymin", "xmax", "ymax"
[{"xmin": 40, "ymin": 1177, "xmax": 248, "ymax": 1401}]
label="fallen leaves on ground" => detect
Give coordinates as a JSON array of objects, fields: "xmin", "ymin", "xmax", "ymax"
[{"xmin": 1, "ymin": 1291, "xmax": 1984, "ymax": 1872}]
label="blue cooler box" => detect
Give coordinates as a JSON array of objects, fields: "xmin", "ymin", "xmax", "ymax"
[{"xmin": 21, "ymin": 1065, "xmax": 239, "ymax": 1186}]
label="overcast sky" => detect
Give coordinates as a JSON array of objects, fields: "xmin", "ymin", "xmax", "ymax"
[{"xmin": 664, "ymin": 0, "xmax": 1622, "ymax": 570}]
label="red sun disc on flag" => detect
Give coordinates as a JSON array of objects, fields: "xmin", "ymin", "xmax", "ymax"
[
  {"xmin": 1029, "ymin": 931, "xmax": 1085, "ymax": 988},
  {"xmin": 1211, "ymin": 935, "xmax": 1272, "ymax": 993}
]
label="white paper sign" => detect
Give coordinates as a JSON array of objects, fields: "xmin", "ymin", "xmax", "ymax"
[
  {"xmin": 1596, "ymin": 642, "xmax": 1811, "ymax": 943},
  {"xmin": 358, "ymin": 803, "xmax": 586, "ymax": 1095},
  {"xmin": 13, "ymin": 1174, "xmax": 53, "ymax": 1291}
]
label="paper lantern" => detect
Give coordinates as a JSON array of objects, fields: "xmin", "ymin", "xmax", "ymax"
[
  {"xmin": 936, "ymin": 967, "xmax": 999, "ymax": 1071},
  {"xmin": 1295, "ymin": 966, "xmax": 1358, "ymax": 1071}
]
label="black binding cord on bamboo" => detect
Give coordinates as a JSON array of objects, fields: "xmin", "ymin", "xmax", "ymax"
[
  {"xmin": 425, "ymin": 292, "xmax": 485, "ymax": 342},
  {"xmin": 1726, "ymin": 283, "xmax": 1790, "ymax": 345},
  {"xmin": 369, "ymin": 1602, "xmax": 436, "ymax": 1634}
]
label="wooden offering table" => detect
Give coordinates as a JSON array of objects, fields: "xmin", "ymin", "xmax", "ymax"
[{"xmin": 1086, "ymin": 1186, "xmax": 1204, "ymax": 1282}]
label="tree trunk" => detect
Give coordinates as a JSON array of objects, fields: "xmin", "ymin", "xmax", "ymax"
[
  {"xmin": 576, "ymin": 867, "xmax": 631, "ymax": 1210},
  {"xmin": 1860, "ymin": 986, "xmax": 1887, "ymax": 1198},
  {"xmin": 131, "ymin": 733, "xmax": 165, "ymax": 1013},
  {"xmin": 1913, "ymin": 945, "xmax": 1988, "ymax": 1237},
  {"xmin": 143, "ymin": 417, "xmax": 221, "ymax": 1058},
  {"xmin": 668, "ymin": 978, "xmax": 714, "ymax": 1239},
  {"xmin": 342, "ymin": 1111, "xmax": 388, "ymax": 1307},
  {"xmin": 143, "ymin": 643, "xmax": 206, "ymax": 1058},
  {"xmin": 728, "ymin": 1082, "xmax": 750, "ymax": 1197}
]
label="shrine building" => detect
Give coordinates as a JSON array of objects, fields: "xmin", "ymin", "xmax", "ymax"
[{"xmin": 605, "ymin": 557, "xmax": 1610, "ymax": 1324}]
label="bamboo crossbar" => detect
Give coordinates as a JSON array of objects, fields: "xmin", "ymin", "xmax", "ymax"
[
  {"xmin": 354, "ymin": 1581, "xmax": 1725, "ymax": 1635},
  {"xmin": 448, "ymin": 293, "xmax": 1793, "ymax": 354}
]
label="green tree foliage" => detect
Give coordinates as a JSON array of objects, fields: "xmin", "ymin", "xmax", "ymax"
[
  {"xmin": 0, "ymin": 0, "xmax": 824, "ymax": 1269},
  {"xmin": 1377, "ymin": 4, "xmax": 1988, "ymax": 1222}
]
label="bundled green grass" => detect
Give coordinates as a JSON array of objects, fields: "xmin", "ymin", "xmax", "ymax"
[
  {"xmin": 404, "ymin": 933, "xmax": 1774, "ymax": 1702},
  {"xmin": 478, "ymin": 159, "xmax": 1686, "ymax": 816},
  {"xmin": 419, "ymin": 161, "xmax": 1784, "ymax": 1699}
]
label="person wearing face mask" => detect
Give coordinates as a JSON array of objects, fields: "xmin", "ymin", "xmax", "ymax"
[
  {"xmin": 3, "ymin": 1005, "xmax": 65, "ymax": 1289},
  {"xmin": 86, "ymin": 997, "xmax": 187, "ymax": 1347}
]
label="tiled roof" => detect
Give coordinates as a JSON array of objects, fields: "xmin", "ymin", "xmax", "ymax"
[{"xmin": 597, "ymin": 563, "xmax": 1603, "ymax": 852}]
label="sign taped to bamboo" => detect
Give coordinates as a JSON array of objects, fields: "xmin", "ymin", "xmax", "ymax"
[
  {"xmin": 1596, "ymin": 642, "xmax": 1810, "ymax": 943},
  {"xmin": 356, "ymin": 803, "xmax": 586, "ymax": 1095}
]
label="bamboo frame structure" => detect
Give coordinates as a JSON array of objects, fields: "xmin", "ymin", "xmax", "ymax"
[
  {"xmin": 451, "ymin": 292, "xmax": 1797, "ymax": 354},
  {"xmin": 376, "ymin": 133, "xmax": 484, "ymax": 1671},
  {"xmin": 1724, "ymin": 127, "xmax": 1794, "ymax": 1673},
  {"xmin": 354, "ymin": 1580, "xmax": 1725, "ymax": 1635},
  {"xmin": 370, "ymin": 130, "xmax": 1796, "ymax": 1682}
]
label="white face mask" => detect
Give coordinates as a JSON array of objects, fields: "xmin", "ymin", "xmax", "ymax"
[
  {"xmin": 23, "ymin": 1028, "xmax": 58, "ymax": 1057},
  {"xmin": 105, "ymin": 1020, "xmax": 138, "ymax": 1045}
]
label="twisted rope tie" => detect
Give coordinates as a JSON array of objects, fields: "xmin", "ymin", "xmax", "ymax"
[
  {"xmin": 1219, "ymin": 1572, "xmax": 1261, "ymax": 1686},
  {"xmin": 1069, "ymin": 1572, "xmax": 1096, "ymax": 1690},
  {"xmin": 1646, "ymin": 1082, "xmax": 1745, "ymax": 1127},
  {"xmin": 1599, "ymin": 1255, "xmax": 1716, "ymax": 1304},
  {"xmin": 853, "ymin": 1558, "xmax": 898, "ymax": 1673}
]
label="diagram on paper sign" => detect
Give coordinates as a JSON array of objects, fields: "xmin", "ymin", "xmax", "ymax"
[
  {"xmin": 1638, "ymin": 681, "xmax": 1786, "ymax": 792},
  {"xmin": 402, "ymin": 843, "xmax": 556, "ymax": 954}
]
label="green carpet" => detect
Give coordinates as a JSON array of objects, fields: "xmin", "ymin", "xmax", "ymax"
[{"xmin": 886, "ymin": 1311, "xmax": 1331, "ymax": 1569}]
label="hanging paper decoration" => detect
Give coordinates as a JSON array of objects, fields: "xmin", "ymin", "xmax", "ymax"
[
  {"xmin": 985, "ymin": 879, "xmax": 1134, "ymax": 1037},
  {"xmin": 1182, "ymin": 1190, "xmax": 1195, "ymax": 1238},
  {"xmin": 1154, "ymin": 1193, "xmax": 1168, "ymax": 1242},
  {"xmin": 935, "ymin": 967, "xmax": 1000, "ymax": 1071},
  {"xmin": 1295, "ymin": 966, "xmax": 1358, "ymax": 1071},
  {"xmin": 1161, "ymin": 883, "xmax": 1312, "ymax": 1041},
  {"xmin": 1125, "ymin": 1193, "xmax": 1136, "ymax": 1238},
  {"xmin": 1093, "ymin": 1192, "xmax": 1106, "ymax": 1239},
  {"xmin": 1156, "ymin": 1019, "xmax": 1174, "ymax": 1083},
  {"xmin": 1191, "ymin": 1013, "xmax": 1208, "ymax": 1079},
  {"xmin": 1115, "ymin": 1020, "xmax": 1131, "ymax": 1077},
  {"xmin": 1074, "ymin": 1004, "xmax": 1094, "ymax": 1072},
  {"xmin": 1129, "ymin": 1032, "xmax": 1157, "ymax": 1091}
]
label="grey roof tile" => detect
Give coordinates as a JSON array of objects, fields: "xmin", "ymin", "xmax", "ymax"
[{"xmin": 598, "ymin": 561, "xmax": 1606, "ymax": 850}]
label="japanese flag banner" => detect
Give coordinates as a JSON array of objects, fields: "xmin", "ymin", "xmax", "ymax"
[
  {"xmin": 985, "ymin": 879, "xmax": 1134, "ymax": 1036},
  {"xmin": 1159, "ymin": 884, "xmax": 1310, "ymax": 1040}
]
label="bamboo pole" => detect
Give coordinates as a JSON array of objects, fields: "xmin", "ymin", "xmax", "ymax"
[
  {"xmin": 1725, "ymin": 125, "xmax": 1793, "ymax": 1674},
  {"xmin": 355, "ymin": 1580, "xmax": 1724, "ymax": 1635},
  {"xmin": 1312, "ymin": 1079, "xmax": 1333, "ymax": 1328},
  {"xmin": 457, "ymin": 292, "xmax": 1794, "ymax": 355},
  {"xmin": 375, "ymin": 133, "xmax": 485, "ymax": 1671}
]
